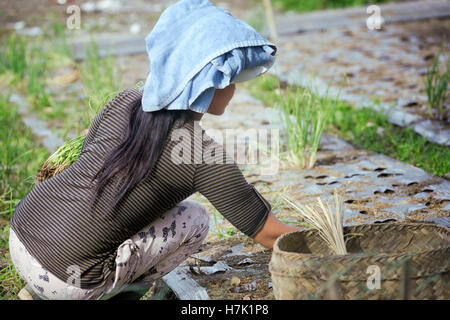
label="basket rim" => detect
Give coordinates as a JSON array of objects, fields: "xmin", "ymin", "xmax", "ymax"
[
  {"xmin": 267, "ymin": 267, "xmax": 450, "ymax": 282},
  {"xmin": 273, "ymin": 222, "xmax": 450, "ymax": 261}
]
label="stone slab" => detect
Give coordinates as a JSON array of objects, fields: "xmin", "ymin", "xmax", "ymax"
[
  {"xmin": 9, "ymin": 93, "xmax": 64, "ymax": 153},
  {"xmin": 69, "ymin": 34, "xmax": 146, "ymax": 61},
  {"xmin": 272, "ymin": 0, "xmax": 450, "ymax": 36}
]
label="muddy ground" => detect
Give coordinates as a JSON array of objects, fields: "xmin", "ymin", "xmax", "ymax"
[{"xmin": 185, "ymin": 237, "xmax": 274, "ymax": 300}]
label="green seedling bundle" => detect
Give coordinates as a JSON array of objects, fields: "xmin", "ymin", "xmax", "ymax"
[{"xmin": 35, "ymin": 135, "xmax": 85, "ymax": 183}]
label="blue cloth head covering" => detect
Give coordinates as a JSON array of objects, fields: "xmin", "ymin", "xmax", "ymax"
[{"xmin": 141, "ymin": 0, "xmax": 277, "ymax": 113}]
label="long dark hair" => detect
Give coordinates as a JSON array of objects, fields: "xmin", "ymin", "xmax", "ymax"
[{"xmin": 89, "ymin": 97, "xmax": 191, "ymax": 212}]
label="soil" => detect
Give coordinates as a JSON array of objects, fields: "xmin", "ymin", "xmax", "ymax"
[{"xmin": 184, "ymin": 236, "xmax": 275, "ymax": 300}]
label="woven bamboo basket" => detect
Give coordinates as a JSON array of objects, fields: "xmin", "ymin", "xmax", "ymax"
[{"xmin": 269, "ymin": 222, "xmax": 450, "ymax": 300}]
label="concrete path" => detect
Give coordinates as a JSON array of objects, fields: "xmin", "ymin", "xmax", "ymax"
[{"xmin": 271, "ymin": 0, "xmax": 450, "ymax": 36}]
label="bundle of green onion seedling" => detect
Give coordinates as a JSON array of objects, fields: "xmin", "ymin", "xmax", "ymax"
[{"xmin": 36, "ymin": 135, "xmax": 85, "ymax": 183}]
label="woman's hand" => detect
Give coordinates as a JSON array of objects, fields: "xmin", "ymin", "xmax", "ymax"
[{"xmin": 253, "ymin": 211, "xmax": 301, "ymax": 249}]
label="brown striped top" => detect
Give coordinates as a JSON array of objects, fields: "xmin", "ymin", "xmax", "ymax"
[{"xmin": 10, "ymin": 88, "xmax": 271, "ymax": 289}]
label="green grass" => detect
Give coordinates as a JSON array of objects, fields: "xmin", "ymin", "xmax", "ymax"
[
  {"xmin": 272, "ymin": 0, "xmax": 391, "ymax": 12},
  {"xmin": 209, "ymin": 208, "xmax": 237, "ymax": 239},
  {"xmin": 0, "ymin": 94, "xmax": 49, "ymax": 299},
  {"xmin": 0, "ymin": 34, "xmax": 27, "ymax": 82},
  {"xmin": 245, "ymin": 74, "xmax": 450, "ymax": 177},
  {"xmin": 50, "ymin": 22, "xmax": 72, "ymax": 58},
  {"xmin": 0, "ymin": 255, "xmax": 24, "ymax": 300},
  {"xmin": 0, "ymin": 94, "xmax": 49, "ymax": 217},
  {"xmin": 0, "ymin": 25, "xmax": 120, "ymax": 136},
  {"xmin": 27, "ymin": 42, "xmax": 52, "ymax": 110}
]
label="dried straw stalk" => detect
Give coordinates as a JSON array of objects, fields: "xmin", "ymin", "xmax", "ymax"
[
  {"xmin": 263, "ymin": 0, "xmax": 278, "ymax": 43},
  {"xmin": 282, "ymin": 190, "xmax": 347, "ymax": 255}
]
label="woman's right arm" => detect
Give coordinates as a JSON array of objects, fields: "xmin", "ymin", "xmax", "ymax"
[
  {"xmin": 193, "ymin": 137, "xmax": 299, "ymax": 246},
  {"xmin": 253, "ymin": 211, "xmax": 301, "ymax": 249}
]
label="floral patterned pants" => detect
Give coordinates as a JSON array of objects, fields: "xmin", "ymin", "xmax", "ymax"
[{"xmin": 9, "ymin": 199, "xmax": 210, "ymax": 300}]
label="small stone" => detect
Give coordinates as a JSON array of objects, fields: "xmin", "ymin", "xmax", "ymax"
[
  {"xmin": 81, "ymin": 2, "xmax": 97, "ymax": 12},
  {"xmin": 376, "ymin": 127, "xmax": 385, "ymax": 137},
  {"xmin": 234, "ymin": 280, "xmax": 257, "ymax": 293},
  {"xmin": 17, "ymin": 27, "xmax": 43, "ymax": 37},
  {"xmin": 237, "ymin": 258, "xmax": 254, "ymax": 266},
  {"xmin": 231, "ymin": 276, "xmax": 241, "ymax": 287},
  {"xmin": 129, "ymin": 23, "xmax": 141, "ymax": 34},
  {"xmin": 423, "ymin": 53, "xmax": 434, "ymax": 61},
  {"xmin": 418, "ymin": 68, "xmax": 428, "ymax": 76},
  {"xmin": 12, "ymin": 21, "xmax": 25, "ymax": 30}
]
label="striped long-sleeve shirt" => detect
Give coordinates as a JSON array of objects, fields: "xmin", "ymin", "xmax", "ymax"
[{"xmin": 10, "ymin": 88, "xmax": 271, "ymax": 289}]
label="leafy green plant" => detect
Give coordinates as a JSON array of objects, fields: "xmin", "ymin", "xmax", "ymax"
[
  {"xmin": 46, "ymin": 135, "xmax": 85, "ymax": 169},
  {"xmin": 27, "ymin": 31, "xmax": 121, "ymax": 182},
  {"xmin": 35, "ymin": 135, "xmax": 85, "ymax": 183},
  {"xmin": 424, "ymin": 44, "xmax": 449, "ymax": 121},
  {"xmin": 278, "ymin": 85, "xmax": 332, "ymax": 169},
  {"xmin": 0, "ymin": 196, "xmax": 20, "ymax": 218},
  {"xmin": 247, "ymin": 75, "xmax": 334, "ymax": 169}
]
